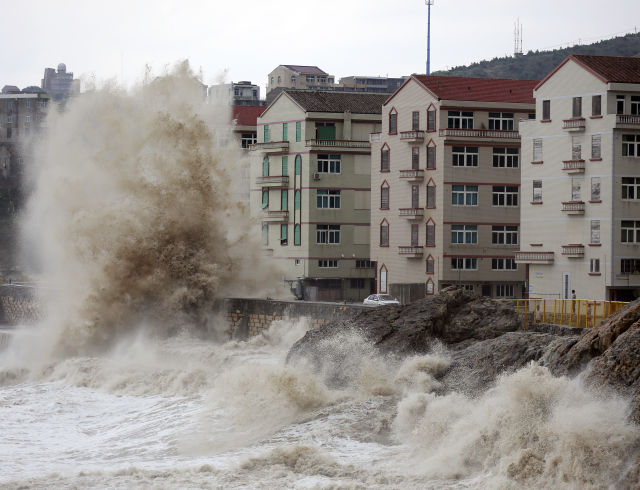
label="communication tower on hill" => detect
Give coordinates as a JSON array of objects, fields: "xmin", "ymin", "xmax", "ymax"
[
  {"xmin": 514, "ymin": 19, "xmax": 523, "ymax": 56},
  {"xmin": 425, "ymin": 0, "xmax": 434, "ymax": 74}
]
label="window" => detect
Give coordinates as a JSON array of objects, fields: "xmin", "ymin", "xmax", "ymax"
[
  {"xmin": 591, "ymin": 135, "xmax": 601, "ymax": 159},
  {"xmin": 319, "ymin": 77, "xmax": 326, "ymax": 84},
  {"xmin": 426, "ymin": 280, "xmax": 434, "ymax": 295},
  {"xmin": 621, "ymin": 221, "xmax": 640, "ymax": 243},
  {"xmin": 492, "ymin": 225, "xmax": 518, "ymax": 245},
  {"xmin": 241, "ymin": 133, "xmax": 256, "ymax": 149},
  {"xmin": 296, "ymin": 121, "xmax": 301, "ymax": 142},
  {"xmin": 38, "ymin": 99, "xmax": 47, "ymax": 108},
  {"xmin": 295, "ymin": 190, "xmax": 301, "ymax": 210},
  {"xmin": 412, "ymin": 111, "xmax": 420, "ymax": 130},
  {"xmin": 351, "ymin": 278, "xmax": 365, "ymax": 289},
  {"xmin": 451, "ymin": 225, "xmax": 477, "ymax": 244},
  {"xmin": 411, "ymin": 224, "xmax": 419, "ymax": 246},
  {"xmin": 542, "ymin": 100, "xmax": 550, "ymax": 120},
  {"xmin": 389, "ymin": 111, "xmax": 397, "ymax": 134},
  {"xmin": 381, "ymin": 146, "xmax": 390, "ymax": 171},
  {"xmin": 318, "ymin": 260, "xmax": 338, "ymax": 268},
  {"xmin": 452, "ymin": 146, "xmax": 478, "ymax": 167},
  {"xmin": 25, "ymin": 115, "xmax": 30, "ymax": 124},
  {"xmin": 617, "ymin": 95, "xmax": 625, "ymax": 115},
  {"xmin": 495, "ymin": 285, "xmax": 515, "ymax": 298},
  {"xmin": 592, "ymin": 95, "xmax": 601, "ymax": 116},
  {"xmin": 294, "ymin": 224, "xmax": 301, "ymax": 245},
  {"xmin": 447, "ymin": 111, "xmax": 473, "ymax": 129},
  {"xmin": 316, "ymin": 224, "xmax": 341, "ymax": 244},
  {"xmin": 450, "ymin": 258, "xmax": 478, "ymax": 270},
  {"xmin": 380, "ymin": 265, "xmax": 388, "ymax": 292},
  {"xmin": 572, "ymin": 97, "xmax": 582, "ymax": 118},
  {"xmin": 622, "ymin": 135, "xmax": 640, "ymax": 157},
  {"xmin": 632, "ymin": 96, "xmax": 640, "ymax": 115},
  {"xmin": 317, "ymin": 189, "xmax": 341, "ymax": 209},
  {"xmin": 426, "ymin": 182, "xmax": 435, "ymax": 208},
  {"xmin": 25, "ymin": 99, "xmax": 30, "ymax": 108},
  {"xmin": 427, "ymin": 109, "xmax": 436, "ymax": 131},
  {"xmin": 291, "ymin": 75, "xmax": 296, "ymax": 84},
  {"xmin": 489, "ymin": 112, "xmax": 514, "ymax": 130},
  {"xmin": 571, "ymin": 179, "xmax": 581, "ymax": 201},
  {"xmin": 621, "ymin": 259, "xmax": 640, "ymax": 274},
  {"xmin": 622, "ymin": 177, "xmax": 640, "ymax": 199},
  {"xmin": 452, "ymin": 185, "xmax": 478, "ymax": 206},
  {"xmin": 381, "ymin": 184, "xmax": 389, "ymax": 209},
  {"xmin": 7, "ymin": 101, "xmax": 11, "ymax": 110},
  {"xmin": 295, "ymin": 155, "xmax": 302, "ymax": 175},
  {"xmin": 261, "ymin": 189, "xmax": 269, "ymax": 209},
  {"xmin": 426, "ymin": 256, "xmax": 434, "ymax": 274},
  {"xmin": 492, "ymin": 258, "xmax": 517, "ymax": 270},
  {"xmin": 264, "ymin": 125, "xmax": 269, "ymax": 142},
  {"xmin": 283, "ymin": 123, "xmax": 288, "ymax": 141},
  {"xmin": 281, "ymin": 190, "xmax": 288, "ymax": 210},
  {"xmin": 533, "ymin": 138, "xmax": 542, "ymax": 162},
  {"xmin": 590, "ymin": 259, "xmax": 600, "ymax": 274},
  {"xmin": 426, "ymin": 221, "xmax": 435, "ymax": 246},
  {"xmin": 412, "ymin": 147, "xmax": 419, "ymax": 170},
  {"xmin": 493, "ymin": 148, "xmax": 519, "ymax": 168},
  {"xmin": 380, "ymin": 221, "xmax": 389, "ymax": 246},
  {"xmin": 317, "ymin": 154, "xmax": 341, "ymax": 173},
  {"xmin": 571, "ymin": 136, "xmax": 582, "ymax": 160},
  {"xmin": 356, "ymin": 260, "xmax": 375, "ymax": 269},
  {"xmin": 262, "ymin": 224, "xmax": 268, "ymax": 246},
  {"xmin": 591, "ymin": 220, "xmax": 600, "ymax": 244},
  {"xmin": 411, "ymin": 185, "xmax": 419, "ymax": 208},
  {"xmin": 427, "ymin": 145, "xmax": 435, "ymax": 169},
  {"xmin": 281, "ymin": 156, "xmax": 288, "ymax": 176},
  {"xmin": 492, "ymin": 186, "xmax": 518, "ymax": 206},
  {"xmin": 280, "ymin": 224, "xmax": 288, "ymax": 245},
  {"xmin": 533, "ymin": 181, "xmax": 542, "ymax": 203},
  {"xmin": 7, "ymin": 115, "xmax": 12, "ymax": 124},
  {"xmin": 306, "ymin": 75, "xmax": 315, "ymax": 83},
  {"xmin": 591, "ymin": 177, "xmax": 600, "ymax": 201},
  {"xmin": 277, "ymin": 76, "xmax": 281, "ymax": 84}
]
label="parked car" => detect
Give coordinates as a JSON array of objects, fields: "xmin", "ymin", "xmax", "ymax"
[{"xmin": 363, "ymin": 294, "xmax": 400, "ymax": 306}]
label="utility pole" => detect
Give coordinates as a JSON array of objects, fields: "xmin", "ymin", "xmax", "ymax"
[{"xmin": 426, "ymin": 0, "xmax": 434, "ymax": 75}]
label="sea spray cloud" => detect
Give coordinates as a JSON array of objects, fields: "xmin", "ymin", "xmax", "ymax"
[{"xmin": 21, "ymin": 61, "xmax": 285, "ymax": 355}]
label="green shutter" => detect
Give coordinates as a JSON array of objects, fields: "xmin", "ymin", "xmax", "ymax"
[
  {"xmin": 295, "ymin": 155, "xmax": 302, "ymax": 175},
  {"xmin": 283, "ymin": 123, "xmax": 288, "ymax": 141},
  {"xmin": 281, "ymin": 224, "xmax": 288, "ymax": 240},
  {"xmin": 294, "ymin": 224, "xmax": 301, "ymax": 245},
  {"xmin": 317, "ymin": 125, "xmax": 336, "ymax": 140},
  {"xmin": 264, "ymin": 125, "xmax": 269, "ymax": 142},
  {"xmin": 262, "ymin": 157, "xmax": 269, "ymax": 177},
  {"xmin": 261, "ymin": 189, "xmax": 268, "ymax": 209},
  {"xmin": 282, "ymin": 156, "xmax": 288, "ymax": 176},
  {"xmin": 296, "ymin": 122, "xmax": 301, "ymax": 142},
  {"xmin": 281, "ymin": 190, "xmax": 288, "ymax": 210},
  {"xmin": 295, "ymin": 190, "xmax": 301, "ymax": 210}
]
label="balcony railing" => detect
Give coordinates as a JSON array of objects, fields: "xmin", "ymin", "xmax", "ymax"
[
  {"xmin": 250, "ymin": 141, "xmax": 290, "ymax": 152},
  {"xmin": 562, "ymin": 160, "xmax": 585, "ymax": 174},
  {"xmin": 438, "ymin": 128, "xmax": 520, "ymax": 139},
  {"xmin": 399, "ymin": 208, "xmax": 424, "ymax": 219},
  {"xmin": 616, "ymin": 114, "xmax": 640, "ymax": 125},
  {"xmin": 398, "ymin": 246, "xmax": 424, "ymax": 257},
  {"xmin": 256, "ymin": 175, "xmax": 289, "ymax": 187},
  {"xmin": 562, "ymin": 244, "xmax": 585, "ymax": 257},
  {"xmin": 515, "ymin": 251, "xmax": 554, "ymax": 264},
  {"xmin": 399, "ymin": 130, "xmax": 425, "ymax": 143},
  {"xmin": 561, "ymin": 201, "xmax": 585, "ymax": 214},
  {"xmin": 562, "ymin": 118, "xmax": 585, "ymax": 131},
  {"xmin": 399, "ymin": 169, "xmax": 425, "ymax": 181},
  {"xmin": 262, "ymin": 210, "xmax": 289, "ymax": 222},
  {"xmin": 305, "ymin": 139, "xmax": 370, "ymax": 149}
]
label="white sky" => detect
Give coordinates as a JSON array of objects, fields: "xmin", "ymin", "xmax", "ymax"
[{"xmin": 2, "ymin": 0, "xmax": 640, "ymax": 96}]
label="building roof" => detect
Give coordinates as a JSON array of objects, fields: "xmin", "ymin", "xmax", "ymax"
[
  {"xmin": 535, "ymin": 54, "xmax": 640, "ymax": 90},
  {"xmin": 283, "ymin": 90, "xmax": 387, "ymax": 114},
  {"xmin": 408, "ymin": 75, "xmax": 538, "ymax": 104},
  {"xmin": 232, "ymin": 105, "xmax": 265, "ymax": 127},
  {"xmin": 282, "ymin": 65, "xmax": 327, "ymax": 75}
]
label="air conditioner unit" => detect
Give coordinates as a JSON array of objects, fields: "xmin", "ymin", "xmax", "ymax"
[{"xmin": 313, "ymin": 172, "xmax": 321, "ymax": 180}]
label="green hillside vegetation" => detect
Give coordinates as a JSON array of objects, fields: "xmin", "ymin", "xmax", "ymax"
[{"xmin": 432, "ymin": 32, "xmax": 640, "ymax": 80}]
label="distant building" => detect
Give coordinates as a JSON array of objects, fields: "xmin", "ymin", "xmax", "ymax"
[
  {"xmin": 232, "ymin": 105, "xmax": 264, "ymax": 149},
  {"xmin": 41, "ymin": 63, "xmax": 80, "ymax": 101},
  {"xmin": 338, "ymin": 76, "xmax": 408, "ymax": 94},
  {"xmin": 209, "ymin": 81, "xmax": 264, "ymax": 106}
]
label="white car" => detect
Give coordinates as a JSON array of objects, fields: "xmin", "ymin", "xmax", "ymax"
[{"xmin": 363, "ymin": 294, "xmax": 400, "ymax": 306}]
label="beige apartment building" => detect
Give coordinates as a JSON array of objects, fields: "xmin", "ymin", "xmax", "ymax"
[
  {"xmin": 250, "ymin": 90, "xmax": 386, "ymax": 301},
  {"xmin": 266, "ymin": 66, "xmax": 335, "ymax": 99},
  {"xmin": 370, "ymin": 75, "xmax": 537, "ymax": 302},
  {"xmin": 517, "ymin": 55, "xmax": 640, "ymax": 301}
]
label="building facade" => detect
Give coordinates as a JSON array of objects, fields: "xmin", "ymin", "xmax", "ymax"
[
  {"xmin": 267, "ymin": 65, "xmax": 335, "ymax": 97},
  {"xmin": 250, "ymin": 90, "xmax": 386, "ymax": 301},
  {"xmin": 41, "ymin": 63, "xmax": 80, "ymax": 101},
  {"xmin": 209, "ymin": 81, "xmax": 264, "ymax": 106},
  {"xmin": 338, "ymin": 76, "xmax": 408, "ymax": 94},
  {"xmin": 518, "ymin": 55, "xmax": 640, "ymax": 301},
  {"xmin": 370, "ymin": 75, "xmax": 537, "ymax": 303}
]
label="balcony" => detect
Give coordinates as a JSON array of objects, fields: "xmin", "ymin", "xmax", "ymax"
[
  {"xmin": 515, "ymin": 251, "xmax": 554, "ymax": 264},
  {"xmin": 399, "ymin": 208, "xmax": 424, "ymax": 220},
  {"xmin": 561, "ymin": 201, "xmax": 585, "ymax": 215},
  {"xmin": 399, "ymin": 130, "xmax": 425, "ymax": 143},
  {"xmin": 562, "ymin": 118, "xmax": 585, "ymax": 131},
  {"xmin": 398, "ymin": 246, "xmax": 424, "ymax": 258},
  {"xmin": 305, "ymin": 139, "xmax": 370, "ymax": 152},
  {"xmin": 250, "ymin": 141, "xmax": 290, "ymax": 153},
  {"xmin": 562, "ymin": 244, "xmax": 585, "ymax": 258},
  {"xmin": 616, "ymin": 114, "xmax": 640, "ymax": 129},
  {"xmin": 562, "ymin": 160, "xmax": 585, "ymax": 174},
  {"xmin": 256, "ymin": 175, "xmax": 289, "ymax": 187},
  {"xmin": 438, "ymin": 128, "xmax": 520, "ymax": 140},
  {"xmin": 399, "ymin": 169, "xmax": 424, "ymax": 182},
  {"xmin": 262, "ymin": 210, "xmax": 289, "ymax": 222}
]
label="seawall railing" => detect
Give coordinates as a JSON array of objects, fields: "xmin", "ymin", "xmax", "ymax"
[{"xmin": 513, "ymin": 298, "xmax": 628, "ymax": 329}]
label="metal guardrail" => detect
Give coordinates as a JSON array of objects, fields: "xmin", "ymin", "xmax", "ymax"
[
  {"xmin": 616, "ymin": 114, "xmax": 640, "ymax": 125},
  {"xmin": 438, "ymin": 128, "xmax": 520, "ymax": 139},
  {"xmin": 512, "ymin": 298, "xmax": 628, "ymax": 329}
]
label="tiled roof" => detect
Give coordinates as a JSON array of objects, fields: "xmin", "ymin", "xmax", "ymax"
[
  {"xmin": 285, "ymin": 90, "xmax": 387, "ymax": 114},
  {"xmin": 283, "ymin": 65, "xmax": 327, "ymax": 75},
  {"xmin": 569, "ymin": 55, "xmax": 640, "ymax": 83},
  {"xmin": 410, "ymin": 75, "xmax": 538, "ymax": 104},
  {"xmin": 232, "ymin": 105, "xmax": 265, "ymax": 127}
]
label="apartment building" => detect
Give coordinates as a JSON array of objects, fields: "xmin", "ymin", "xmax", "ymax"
[
  {"xmin": 41, "ymin": 63, "xmax": 80, "ymax": 101},
  {"xmin": 266, "ymin": 66, "xmax": 335, "ymax": 101},
  {"xmin": 339, "ymin": 76, "xmax": 408, "ymax": 94},
  {"xmin": 370, "ymin": 75, "xmax": 537, "ymax": 303},
  {"xmin": 209, "ymin": 81, "xmax": 264, "ymax": 106},
  {"xmin": 517, "ymin": 55, "xmax": 640, "ymax": 301},
  {"xmin": 250, "ymin": 90, "xmax": 386, "ymax": 301}
]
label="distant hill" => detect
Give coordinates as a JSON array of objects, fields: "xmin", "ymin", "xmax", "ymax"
[{"xmin": 432, "ymin": 32, "xmax": 640, "ymax": 80}]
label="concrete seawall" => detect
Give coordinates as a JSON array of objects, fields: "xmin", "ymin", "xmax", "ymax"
[{"xmin": 0, "ymin": 285, "xmax": 41, "ymax": 325}]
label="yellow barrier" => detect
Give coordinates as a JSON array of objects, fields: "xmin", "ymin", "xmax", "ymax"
[{"xmin": 513, "ymin": 299, "xmax": 628, "ymax": 329}]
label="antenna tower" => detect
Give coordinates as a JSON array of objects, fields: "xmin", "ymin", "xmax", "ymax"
[
  {"xmin": 514, "ymin": 19, "xmax": 523, "ymax": 56},
  {"xmin": 426, "ymin": 0, "xmax": 434, "ymax": 74}
]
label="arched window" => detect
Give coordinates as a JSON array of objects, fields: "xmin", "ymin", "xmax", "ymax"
[
  {"xmin": 262, "ymin": 156, "xmax": 269, "ymax": 177},
  {"xmin": 426, "ymin": 279, "xmax": 434, "ymax": 295},
  {"xmin": 426, "ymin": 255, "xmax": 435, "ymax": 274},
  {"xmin": 381, "ymin": 144, "xmax": 390, "ymax": 172},
  {"xmin": 426, "ymin": 179, "xmax": 436, "ymax": 209},
  {"xmin": 295, "ymin": 154, "xmax": 302, "ymax": 175},
  {"xmin": 380, "ymin": 265, "xmax": 388, "ymax": 293},
  {"xmin": 380, "ymin": 219, "xmax": 389, "ymax": 247},
  {"xmin": 295, "ymin": 190, "xmax": 301, "ymax": 210},
  {"xmin": 294, "ymin": 224, "xmax": 301, "ymax": 245},
  {"xmin": 380, "ymin": 181, "xmax": 390, "ymax": 210},
  {"xmin": 426, "ymin": 140, "xmax": 436, "ymax": 170},
  {"xmin": 426, "ymin": 219, "xmax": 435, "ymax": 247},
  {"xmin": 388, "ymin": 108, "xmax": 398, "ymax": 134}
]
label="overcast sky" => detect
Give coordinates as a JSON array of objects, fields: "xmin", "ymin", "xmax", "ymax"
[{"xmin": 2, "ymin": 0, "xmax": 640, "ymax": 96}]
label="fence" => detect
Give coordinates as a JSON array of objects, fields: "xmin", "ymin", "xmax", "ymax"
[{"xmin": 513, "ymin": 298, "xmax": 628, "ymax": 329}]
